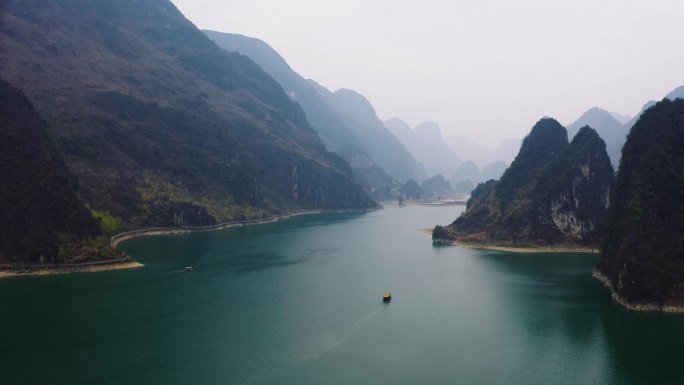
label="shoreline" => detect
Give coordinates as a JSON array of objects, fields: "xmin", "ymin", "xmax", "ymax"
[
  {"xmin": 0, "ymin": 259, "xmax": 144, "ymax": 279},
  {"xmin": 381, "ymin": 198, "xmax": 468, "ymax": 208},
  {"xmin": 592, "ymin": 270, "xmax": 684, "ymax": 313},
  {"xmin": 418, "ymin": 229, "xmax": 598, "ymax": 253},
  {"xmin": 1, "ymin": 208, "xmax": 374, "ymax": 279},
  {"xmin": 111, "ymin": 208, "xmax": 376, "ymax": 248}
]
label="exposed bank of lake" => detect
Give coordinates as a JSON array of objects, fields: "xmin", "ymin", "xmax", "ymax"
[
  {"xmin": 593, "ymin": 270, "xmax": 684, "ymax": 313},
  {"xmin": 0, "ymin": 209, "xmax": 376, "ymax": 278}
]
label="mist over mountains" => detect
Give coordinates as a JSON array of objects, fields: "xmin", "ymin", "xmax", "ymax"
[
  {"xmin": 566, "ymin": 85, "xmax": 684, "ymax": 169},
  {"xmin": 205, "ymin": 30, "xmax": 424, "ymax": 197},
  {"xmin": 383, "ymin": 118, "xmax": 460, "ymax": 178},
  {"xmin": 205, "ymin": 30, "xmax": 523, "ymax": 193},
  {"xmin": 444, "ymin": 136, "xmax": 521, "ymax": 169},
  {"xmin": 0, "ymin": 0, "xmax": 376, "ymax": 243}
]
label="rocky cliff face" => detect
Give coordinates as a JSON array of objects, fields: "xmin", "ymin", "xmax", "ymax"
[
  {"xmin": 532, "ymin": 126, "xmax": 614, "ymax": 245},
  {"xmin": 0, "ymin": 0, "xmax": 376, "ymax": 230},
  {"xmin": 598, "ymin": 99, "xmax": 684, "ymax": 306},
  {"xmin": 436, "ymin": 118, "xmax": 614, "ymax": 247},
  {"xmin": 0, "ymin": 78, "xmax": 103, "ymax": 263},
  {"xmin": 567, "ymin": 107, "xmax": 628, "ymax": 169},
  {"xmin": 466, "ymin": 180, "xmax": 497, "ymax": 210}
]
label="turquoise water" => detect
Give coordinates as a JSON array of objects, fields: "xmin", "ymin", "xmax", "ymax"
[{"xmin": 1, "ymin": 204, "xmax": 684, "ymax": 384}]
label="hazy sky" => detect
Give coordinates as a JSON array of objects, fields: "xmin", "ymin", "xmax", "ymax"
[{"xmin": 171, "ymin": 0, "xmax": 684, "ymax": 147}]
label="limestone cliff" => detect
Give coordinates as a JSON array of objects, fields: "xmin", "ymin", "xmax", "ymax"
[
  {"xmin": 597, "ymin": 99, "xmax": 684, "ymax": 307},
  {"xmin": 435, "ymin": 119, "xmax": 614, "ymax": 247},
  {"xmin": 0, "ymin": 78, "xmax": 104, "ymax": 263}
]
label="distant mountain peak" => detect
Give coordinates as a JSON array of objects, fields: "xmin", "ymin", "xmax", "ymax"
[
  {"xmin": 437, "ymin": 117, "xmax": 613, "ymax": 247},
  {"xmin": 609, "ymin": 111, "xmax": 633, "ymax": 124},
  {"xmin": 414, "ymin": 121, "xmax": 444, "ymax": 141},
  {"xmin": 331, "ymin": 88, "xmax": 378, "ymax": 117},
  {"xmin": 524, "ymin": 117, "xmax": 568, "ymax": 147},
  {"xmin": 585, "ymin": 107, "xmax": 620, "ymax": 121},
  {"xmin": 665, "ymin": 85, "xmax": 684, "ymax": 101},
  {"xmin": 202, "ymin": 30, "xmax": 294, "ymax": 75},
  {"xmin": 567, "ymin": 106, "xmax": 626, "ymax": 169},
  {"xmin": 385, "ymin": 118, "xmax": 461, "ymax": 178}
]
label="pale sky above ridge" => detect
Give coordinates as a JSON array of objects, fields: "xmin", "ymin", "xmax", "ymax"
[{"xmin": 171, "ymin": 0, "xmax": 684, "ymax": 146}]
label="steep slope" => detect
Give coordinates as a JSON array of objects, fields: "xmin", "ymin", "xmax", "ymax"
[
  {"xmin": 567, "ymin": 107, "xmax": 628, "ymax": 168},
  {"xmin": 665, "ymin": 85, "xmax": 684, "ymax": 101},
  {"xmin": 610, "ymin": 111, "xmax": 633, "ymax": 124},
  {"xmin": 413, "ymin": 121, "xmax": 462, "ymax": 177},
  {"xmin": 384, "ymin": 118, "xmax": 461, "ymax": 178},
  {"xmin": 481, "ymin": 161, "xmax": 507, "ymax": 181},
  {"xmin": 0, "ymin": 78, "xmax": 112, "ymax": 264},
  {"xmin": 0, "ymin": 0, "xmax": 375, "ymax": 230},
  {"xmin": 203, "ymin": 31, "xmax": 399, "ymax": 197},
  {"xmin": 309, "ymin": 85, "xmax": 424, "ymax": 183},
  {"xmin": 203, "ymin": 31, "xmax": 365, "ymax": 153},
  {"xmin": 466, "ymin": 180, "xmax": 497, "ymax": 210},
  {"xmin": 420, "ymin": 174, "xmax": 453, "ymax": 198},
  {"xmin": 597, "ymin": 99, "xmax": 684, "ymax": 307},
  {"xmin": 436, "ymin": 119, "xmax": 614, "ymax": 247},
  {"xmin": 627, "ymin": 101, "xmax": 657, "ymax": 128}
]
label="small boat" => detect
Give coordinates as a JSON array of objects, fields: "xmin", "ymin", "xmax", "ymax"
[
  {"xmin": 383, "ymin": 292, "xmax": 392, "ymax": 302},
  {"xmin": 185, "ymin": 266, "xmax": 194, "ymax": 272}
]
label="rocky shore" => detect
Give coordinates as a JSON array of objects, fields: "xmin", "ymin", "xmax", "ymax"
[
  {"xmin": 0, "ymin": 257, "xmax": 143, "ymax": 278},
  {"xmin": 592, "ymin": 270, "xmax": 684, "ymax": 313}
]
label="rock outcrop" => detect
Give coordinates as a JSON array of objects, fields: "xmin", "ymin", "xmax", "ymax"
[
  {"xmin": 435, "ymin": 118, "xmax": 614, "ymax": 247},
  {"xmin": 597, "ymin": 99, "xmax": 684, "ymax": 307},
  {"xmin": 0, "ymin": 78, "xmax": 103, "ymax": 263}
]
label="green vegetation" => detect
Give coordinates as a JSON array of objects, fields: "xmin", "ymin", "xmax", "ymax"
[
  {"xmin": 0, "ymin": 77, "xmax": 105, "ymax": 264},
  {"xmin": 466, "ymin": 179, "xmax": 497, "ymax": 210},
  {"xmin": 91, "ymin": 210, "xmax": 126, "ymax": 236},
  {"xmin": 598, "ymin": 98, "xmax": 684, "ymax": 305},
  {"xmin": 399, "ymin": 180, "xmax": 424, "ymax": 200},
  {"xmin": 0, "ymin": 0, "xmax": 376, "ymax": 242},
  {"xmin": 432, "ymin": 225, "xmax": 449, "ymax": 240},
  {"xmin": 441, "ymin": 119, "xmax": 614, "ymax": 247}
]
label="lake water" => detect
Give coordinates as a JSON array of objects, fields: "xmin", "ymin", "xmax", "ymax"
[{"xmin": 1, "ymin": 204, "xmax": 684, "ymax": 385}]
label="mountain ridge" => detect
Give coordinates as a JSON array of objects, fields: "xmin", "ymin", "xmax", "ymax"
[
  {"xmin": 384, "ymin": 117, "xmax": 460, "ymax": 178},
  {"xmin": 0, "ymin": 0, "xmax": 376, "ymax": 234},
  {"xmin": 204, "ymin": 30, "xmax": 422, "ymax": 191},
  {"xmin": 435, "ymin": 119, "xmax": 614, "ymax": 247}
]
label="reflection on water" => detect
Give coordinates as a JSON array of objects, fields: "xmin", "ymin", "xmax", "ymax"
[{"xmin": 1, "ymin": 205, "xmax": 683, "ymax": 385}]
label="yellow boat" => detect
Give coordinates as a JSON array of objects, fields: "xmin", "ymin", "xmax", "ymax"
[{"xmin": 383, "ymin": 292, "xmax": 392, "ymax": 302}]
